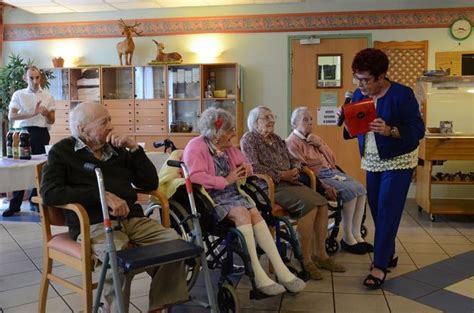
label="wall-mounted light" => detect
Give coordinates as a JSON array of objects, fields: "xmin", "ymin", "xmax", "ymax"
[
  {"xmin": 51, "ymin": 39, "xmax": 82, "ymax": 67},
  {"xmin": 189, "ymin": 35, "xmax": 224, "ymax": 63}
]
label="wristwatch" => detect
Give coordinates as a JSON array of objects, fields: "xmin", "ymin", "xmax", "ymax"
[{"xmin": 389, "ymin": 126, "xmax": 397, "ymax": 137}]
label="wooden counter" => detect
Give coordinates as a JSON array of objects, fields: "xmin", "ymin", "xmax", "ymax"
[{"xmin": 415, "ymin": 134, "xmax": 474, "ymax": 220}]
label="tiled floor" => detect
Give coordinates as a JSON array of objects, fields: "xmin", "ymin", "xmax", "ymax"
[{"xmin": 0, "ymin": 198, "xmax": 473, "ymax": 312}]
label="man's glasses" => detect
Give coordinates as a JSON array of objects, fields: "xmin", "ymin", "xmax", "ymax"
[
  {"xmin": 258, "ymin": 114, "xmax": 277, "ymax": 121},
  {"xmin": 353, "ymin": 74, "xmax": 375, "ymax": 86}
]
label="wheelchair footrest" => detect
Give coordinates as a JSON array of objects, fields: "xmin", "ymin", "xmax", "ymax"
[{"xmin": 116, "ymin": 239, "xmax": 203, "ymax": 273}]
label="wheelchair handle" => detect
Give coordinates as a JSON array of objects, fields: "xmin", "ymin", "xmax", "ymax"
[
  {"xmin": 167, "ymin": 160, "xmax": 183, "ymax": 168},
  {"xmin": 84, "ymin": 163, "xmax": 113, "ymax": 229}
]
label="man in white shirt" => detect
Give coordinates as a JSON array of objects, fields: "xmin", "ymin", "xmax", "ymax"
[{"xmin": 2, "ymin": 66, "xmax": 55, "ymax": 217}]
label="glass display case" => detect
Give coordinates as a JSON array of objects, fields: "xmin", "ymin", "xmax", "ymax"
[
  {"xmin": 416, "ymin": 76, "xmax": 474, "ymax": 134},
  {"xmin": 204, "ymin": 99, "xmax": 237, "ymax": 118},
  {"xmin": 70, "ymin": 67, "xmax": 100, "ymax": 103},
  {"xmin": 414, "ymin": 76, "xmax": 474, "ymax": 220},
  {"xmin": 168, "ymin": 65, "xmax": 201, "ymax": 133},
  {"xmin": 168, "ymin": 64, "xmax": 200, "ymax": 99},
  {"xmin": 135, "ymin": 66, "xmax": 166, "ymax": 100},
  {"xmin": 47, "ymin": 68, "xmax": 69, "ymax": 101},
  {"xmin": 202, "ymin": 64, "xmax": 240, "ymax": 139},
  {"xmin": 102, "ymin": 67, "xmax": 134, "ymax": 100}
]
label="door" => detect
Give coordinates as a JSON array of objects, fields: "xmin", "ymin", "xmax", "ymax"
[{"xmin": 290, "ymin": 36, "xmax": 368, "ymax": 184}]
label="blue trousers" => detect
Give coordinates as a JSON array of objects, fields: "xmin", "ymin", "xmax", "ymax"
[
  {"xmin": 9, "ymin": 127, "xmax": 50, "ymax": 211},
  {"xmin": 366, "ymin": 168, "xmax": 413, "ymax": 270}
]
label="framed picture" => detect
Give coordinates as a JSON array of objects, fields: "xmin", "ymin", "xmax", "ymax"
[{"xmin": 316, "ymin": 54, "xmax": 342, "ymax": 88}]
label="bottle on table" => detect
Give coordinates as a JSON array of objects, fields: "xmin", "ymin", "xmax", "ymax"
[
  {"xmin": 6, "ymin": 128, "xmax": 14, "ymax": 158},
  {"xmin": 19, "ymin": 128, "xmax": 31, "ymax": 160},
  {"xmin": 12, "ymin": 128, "xmax": 20, "ymax": 159}
]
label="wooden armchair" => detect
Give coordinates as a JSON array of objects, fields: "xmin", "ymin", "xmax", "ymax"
[
  {"xmin": 254, "ymin": 167, "xmax": 316, "ymax": 217},
  {"xmin": 32, "ymin": 162, "xmax": 170, "ymax": 313}
]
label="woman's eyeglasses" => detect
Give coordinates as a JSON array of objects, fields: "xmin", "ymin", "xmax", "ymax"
[{"xmin": 352, "ymin": 74, "xmax": 375, "ymax": 86}]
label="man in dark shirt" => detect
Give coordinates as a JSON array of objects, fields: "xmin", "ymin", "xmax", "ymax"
[{"xmin": 40, "ymin": 102, "xmax": 188, "ymax": 312}]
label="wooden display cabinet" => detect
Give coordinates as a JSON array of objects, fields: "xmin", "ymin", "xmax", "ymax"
[
  {"xmin": 45, "ymin": 63, "xmax": 243, "ymax": 151},
  {"xmin": 133, "ymin": 66, "xmax": 168, "ymax": 149},
  {"xmin": 415, "ymin": 76, "xmax": 474, "ymax": 221},
  {"xmin": 202, "ymin": 63, "xmax": 243, "ymax": 144},
  {"xmin": 167, "ymin": 64, "xmax": 201, "ymax": 143},
  {"xmin": 47, "ymin": 67, "xmax": 101, "ymax": 144}
]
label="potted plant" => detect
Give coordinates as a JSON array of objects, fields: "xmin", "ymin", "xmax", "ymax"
[{"xmin": 0, "ymin": 54, "xmax": 54, "ymax": 156}]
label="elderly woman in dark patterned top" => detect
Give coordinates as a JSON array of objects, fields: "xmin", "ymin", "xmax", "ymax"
[
  {"xmin": 240, "ymin": 106, "xmax": 346, "ymax": 280},
  {"xmin": 286, "ymin": 107, "xmax": 373, "ymax": 255},
  {"xmin": 183, "ymin": 108, "xmax": 305, "ymax": 296}
]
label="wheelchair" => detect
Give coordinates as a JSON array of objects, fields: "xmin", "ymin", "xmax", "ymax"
[
  {"xmin": 147, "ymin": 159, "xmax": 309, "ymax": 313},
  {"xmin": 300, "ymin": 166, "xmax": 368, "ymax": 254}
]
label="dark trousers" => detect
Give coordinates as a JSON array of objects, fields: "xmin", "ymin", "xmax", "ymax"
[
  {"xmin": 366, "ymin": 168, "xmax": 414, "ymax": 269},
  {"xmin": 9, "ymin": 127, "xmax": 50, "ymax": 211}
]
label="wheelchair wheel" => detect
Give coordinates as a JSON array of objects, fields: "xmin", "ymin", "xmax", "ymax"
[
  {"xmin": 168, "ymin": 200, "xmax": 201, "ymax": 291},
  {"xmin": 218, "ymin": 280, "xmax": 240, "ymax": 313},
  {"xmin": 360, "ymin": 225, "xmax": 368, "ymax": 239},
  {"xmin": 325, "ymin": 237, "xmax": 339, "ymax": 254}
]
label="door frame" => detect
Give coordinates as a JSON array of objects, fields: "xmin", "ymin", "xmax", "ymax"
[{"xmin": 287, "ymin": 33, "xmax": 373, "ymax": 132}]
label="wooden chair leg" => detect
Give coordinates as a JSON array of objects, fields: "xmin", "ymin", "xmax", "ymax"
[
  {"xmin": 38, "ymin": 255, "xmax": 52, "ymax": 313},
  {"xmin": 83, "ymin": 273, "xmax": 93, "ymax": 313}
]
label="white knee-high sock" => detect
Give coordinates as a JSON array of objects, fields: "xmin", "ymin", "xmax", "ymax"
[
  {"xmin": 341, "ymin": 198, "xmax": 358, "ymax": 245},
  {"xmin": 352, "ymin": 195, "xmax": 367, "ymax": 243},
  {"xmin": 237, "ymin": 224, "xmax": 276, "ymax": 288},
  {"xmin": 253, "ymin": 220, "xmax": 296, "ymax": 283}
]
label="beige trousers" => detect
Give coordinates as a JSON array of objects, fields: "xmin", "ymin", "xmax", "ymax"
[{"xmin": 79, "ymin": 217, "xmax": 189, "ymax": 312}]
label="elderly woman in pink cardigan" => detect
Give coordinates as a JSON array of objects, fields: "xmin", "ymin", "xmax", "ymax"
[
  {"xmin": 182, "ymin": 108, "xmax": 305, "ymax": 296},
  {"xmin": 286, "ymin": 107, "xmax": 372, "ymax": 255}
]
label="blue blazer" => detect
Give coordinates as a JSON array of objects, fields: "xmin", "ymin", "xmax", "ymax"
[{"xmin": 347, "ymin": 82, "xmax": 425, "ymax": 160}]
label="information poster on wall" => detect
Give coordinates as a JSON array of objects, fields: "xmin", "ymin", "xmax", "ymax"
[
  {"xmin": 318, "ymin": 91, "xmax": 338, "ymax": 125},
  {"xmin": 320, "ymin": 91, "xmax": 338, "ymax": 108},
  {"xmin": 317, "ymin": 108, "xmax": 338, "ymax": 125}
]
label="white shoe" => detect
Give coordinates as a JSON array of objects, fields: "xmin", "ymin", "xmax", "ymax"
[
  {"xmin": 280, "ymin": 277, "xmax": 306, "ymax": 293},
  {"xmin": 258, "ymin": 282, "xmax": 286, "ymax": 296}
]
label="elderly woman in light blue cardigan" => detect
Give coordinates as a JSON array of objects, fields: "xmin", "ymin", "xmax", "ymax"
[{"xmin": 183, "ymin": 107, "xmax": 305, "ymax": 296}]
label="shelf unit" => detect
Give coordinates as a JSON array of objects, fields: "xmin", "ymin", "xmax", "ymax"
[
  {"xmin": 414, "ymin": 76, "xmax": 474, "ymax": 220},
  {"xmin": 46, "ymin": 67, "xmax": 101, "ymax": 144},
  {"xmin": 45, "ymin": 63, "xmax": 243, "ymax": 150}
]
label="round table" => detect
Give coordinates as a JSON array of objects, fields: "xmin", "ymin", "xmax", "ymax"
[{"xmin": 0, "ymin": 155, "xmax": 48, "ymax": 193}]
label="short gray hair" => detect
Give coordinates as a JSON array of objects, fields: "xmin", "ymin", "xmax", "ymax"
[
  {"xmin": 197, "ymin": 107, "xmax": 235, "ymax": 141},
  {"xmin": 290, "ymin": 106, "xmax": 309, "ymax": 129},
  {"xmin": 69, "ymin": 101, "xmax": 104, "ymax": 137},
  {"xmin": 247, "ymin": 106, "xmax": 271, "ymax": 132}
]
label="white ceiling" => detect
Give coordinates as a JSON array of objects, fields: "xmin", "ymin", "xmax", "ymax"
[{"xmin": 2, "ymin": 0, "xmax": 304, "ymax": 14}]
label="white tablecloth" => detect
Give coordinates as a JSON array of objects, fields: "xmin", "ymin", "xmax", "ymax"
[
  {"xmin": 0, "ymin": 153, "xmax": 166, "ymax": 194},
  {"xmin": 0, "ymin": 155, "xmax": 48, "ymax": 193}
]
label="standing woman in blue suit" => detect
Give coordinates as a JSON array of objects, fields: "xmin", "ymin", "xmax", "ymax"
[{"xmin": 343, "ymin": 48, "xmax": 425, "ymax": 289}]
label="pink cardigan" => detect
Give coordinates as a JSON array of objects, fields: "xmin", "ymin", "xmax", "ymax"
[
  {"xmin": 286, "ymin": 132, "xmax": 336, "ymax": 175},
  {"xmin": 183, "ymin": 135, "xmax": 250, "ymax": 190}
]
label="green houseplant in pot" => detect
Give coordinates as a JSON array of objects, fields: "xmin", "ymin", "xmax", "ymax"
[{"xmin": 0, "ymin": 54, "xmax": 54, "ymax": 156}]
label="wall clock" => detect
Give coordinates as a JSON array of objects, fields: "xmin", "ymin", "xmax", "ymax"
[{"xmin": 450, "ymin": 17, "xmax": 472, "ymax": 41}]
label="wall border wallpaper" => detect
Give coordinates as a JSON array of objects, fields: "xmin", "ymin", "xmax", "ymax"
[{"xmin": 4, "ymin": 7, "xmax": 474, "ymax": 41}]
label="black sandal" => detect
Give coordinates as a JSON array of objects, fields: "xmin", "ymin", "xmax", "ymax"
[{"xmin": 363, "ymin": 268, "xmax": 388, "ymax": 290}]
